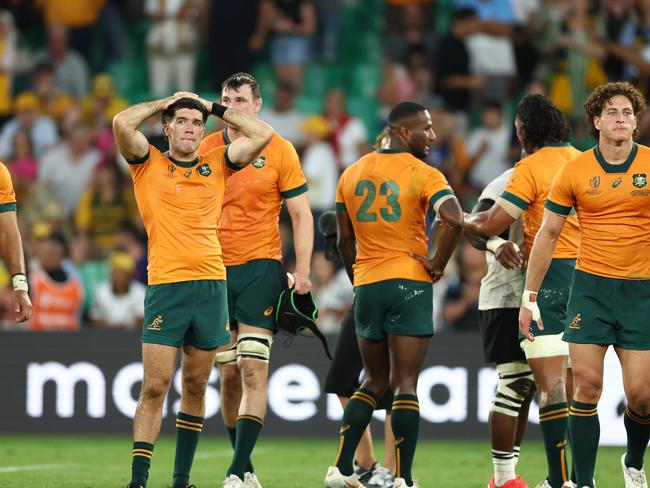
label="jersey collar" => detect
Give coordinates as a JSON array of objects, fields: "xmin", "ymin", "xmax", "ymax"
[
  {"xmin": 377, "ymin": 148, "xmax": 406, "ymax": 154},
  {"xmin": 594, "ymin": 143, "xmax": 638, "ymax": 174},
  {"xmin": 164, "ymin": 151, "xmax": 199, "ymax": 168},
  {"xmin": 223, "ymin": 128, "xmax": 231, "ymax": 145}
]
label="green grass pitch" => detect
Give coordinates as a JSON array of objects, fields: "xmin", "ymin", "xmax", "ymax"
[{"xmin": 0, "ymin": 435, "xmax": 627, "ymax": 487}]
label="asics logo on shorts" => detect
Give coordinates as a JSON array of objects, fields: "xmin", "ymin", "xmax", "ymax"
[
  {"xmin": 146, "ymin": 315, "xmax": 164, "ymax": 331},
  {"xmin": 395, "ymin": 437, "xmax": 405, "ymax": 446},
  {"xmin": 340, "ymin": 424, "xmax": 351, "ymax": 434},
  {"xmin": 569, "ymin": 313, "xmax": 581, "ymax": 330},
  {"xmin": 264, "ymin": 306, "xmax": 274, "ymax": 317}
]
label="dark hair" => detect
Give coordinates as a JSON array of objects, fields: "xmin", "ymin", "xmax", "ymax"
[
  {"xmin": 161, "ymin": 97, "xmax": 208, "ymax": 125},
  {"xmin": 388, "ymin": 101, "xmax": 427, "ymax": 127},
  {"xmin": 222, "ymin": 72, "xmax": 261, "ymax": 99},
  {"xmin": 453, "ymin": 7, "xmax": 477, "ymax": 22},
  {"xmin": 481, "ymin": 99, "xmax": 503, "ymax": 113},
  {"xmin": 584, "ymin": 81, "xmax": 647, "ymax": 140},
  {"xmin": 516, "ymin": 94, "xmax": 571, "ymax": 148}
]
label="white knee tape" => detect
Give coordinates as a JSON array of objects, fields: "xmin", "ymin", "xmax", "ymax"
[
  {"xmin": 491, "ymin": 361, "xmax": 534, "ymax": 417},
  {"xmin": 214, "ymin": 346, "xmax": 237, "ymax": 365},
  {"xmin": 236, "ymin": 333, "xmax": 273, "ymax": 362}
]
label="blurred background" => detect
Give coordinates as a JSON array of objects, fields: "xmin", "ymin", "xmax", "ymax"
[{"xmin": 1, "ymin": 0, "xmax": 650, "ymax": 336}]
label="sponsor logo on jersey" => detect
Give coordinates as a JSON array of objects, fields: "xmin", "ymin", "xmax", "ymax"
[
  {"xmin": 568, "ymin": 313, "xmax": 581, "ymax": 330},
  {"xmin": 252, "ymin": 156, "xmax": 266, "ymax": 169},
  {"xmin": 198, "ymin": 163, "xmax": 212, "ymax": 177},
  {"xmin": 612, "ymin": 177, "xmax": 622, "ymax": 188},
  {"xmin": 633, "ymin": 173, "xmax": 647, "ymax": 188},
  {"xmin": 146, "ymin": 315, "xmax": 164, "ymax": 331}
]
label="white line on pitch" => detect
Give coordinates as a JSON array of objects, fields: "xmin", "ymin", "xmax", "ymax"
[{"xmin": 0, "ymin": 463, "xmax": 79, "ymax": 473}]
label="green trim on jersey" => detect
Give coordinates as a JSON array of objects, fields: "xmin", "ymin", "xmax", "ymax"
[
  {"xmin": 126, "ymin": 152, "xmax": 149, "ymax": 165},
  {"xmin": 545, "ymin": 199, "xmax": 572, "ymax": 216},
  {"xmin": 429, "ymin": 189, "xmax": 454, "ymax": 209},
  {"xmin": 594, "ymin": 143, "xmax": 637, "ymax": 173},
  {"xmin": 376, "ymin": 148, "xmax": 406, "ymax": 154},
  {"xmin": 0, "ymin": 202, "xmax": 17, "ymax": 212},
  {"xmin": 543, "ymin": 142, "xmax": 572, "ymax": 148},
  {"xmin": 282, "ymin": 183, "xmax": 309, "ymax": 199},
  {"xmin": 166, "ymin": 153, "xmax": 199, "ymax": 168},
  {"xmin": 502, "ymin": 191, "xmax": 529, "ymax": 210},
  {"xmin": 224, "ymin": 146, "xmax": 241, "ymax": 171},
  {"xmin": 335, "ymin": 202, "xmax": 346, "ymax": 212}
]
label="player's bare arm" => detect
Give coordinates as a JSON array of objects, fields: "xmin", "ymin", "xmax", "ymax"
[
  {"xmin": 286, "ymin": 193, "xmax": 313, "ymax": 294},
  {"xmin": 336, "ymin": 208, "xmax": 356, "ymax": 283},
  {"xmin": 518, "ymin": 209, "xmax": 567, "ymax": 341},
  {"xmin": 112, "ymin": 93, "xmax": 190, "ymax": 160},
  {"xmin": 0, "ymin": 210, "xmax": 31, "ymax": 322},
  {"xmin": 463, "ymin": 200, "xmax": 516, "ymax": 238},
  {"xmin": 199, "ymin": 98, "xmax": 273, "ymax": 166},
  {"xmin": 411, "ymin": 197, "xmax": 463, "ymax": 282},
  {"xmin": 465, "ymin": 199, "xmax": 523, "ymax": 269}
]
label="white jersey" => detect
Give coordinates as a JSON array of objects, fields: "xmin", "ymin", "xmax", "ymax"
[{"xmin": 478, "ymin": 168, "xmax": 524, "ymax": 311}]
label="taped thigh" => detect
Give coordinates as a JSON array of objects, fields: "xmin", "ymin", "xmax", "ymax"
[
  {"xmin": 214, "ymin": 344, "xmax": 237, "ymax": 365},
  {"xmin": 491, "ymin": 361, "xmax": 534, "ymax": 417},
  {"xmin": 236, "ymin": 333, "xmax": 273, "ymax": 363}
]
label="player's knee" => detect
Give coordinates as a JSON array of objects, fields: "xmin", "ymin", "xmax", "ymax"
[
  {"xmin": 625, "ymin": 388, "xmax": 650, "ymax": 415},
  {"xmin": 361, "ymin": 374, "xmax": 389, "ymax": 397},
  {"xmin": 389, "ymin": 375, "xmax": 418, "ymax": 396},
  {"xmin": 491, "ymin": 362, "xmax": 534, "ymax": 417},
  {"xmin": 573, "ymin": 372, "xmax": 603, "ymax": 403},
  {"xmin": 537, "ymin": 375, "xmax": 567, "ymax": 405},
  {"xmin": 236, "ymin": 333, "xmax": 273, "ymax": 364},
  {"xmin": 141, "ymin": 376, "xmax": 171, "ymax": 401},
  {"xmin": 182, "ymin": 371, "xmax": 210, "ymax": 399},
  {"xmin": 239, "ymin": 361, "xmax": 268, "ymax": 391},
  {"xmin": 219, "ymin": 363, "xmax": 241, "ymax": 389}
]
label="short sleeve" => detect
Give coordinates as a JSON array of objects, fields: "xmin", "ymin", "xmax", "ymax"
[
  {"xmin": 335, "ymin": 172, "xmax": 346, "ymax": 212},
  {"xmin": 0, "ymin": 163, "xmax": 16, "ymax": 211},
  {"xmin": 127, "ymin": 146, "xmax": 153, "ymax": 185},
  {"xmin": 502, "ymin": 161, "xmax": 536, "ymax": 210},
  {"xmin": 545, "ymin": 164, "xmax": 575, "ymax": 216},
  {"xmin": 278, "ymin": 140, "xmax": 308, "ymax": 198},
  {"xmin": 422, "ymin": 166, "xmax": 454, "ymax": 213}
]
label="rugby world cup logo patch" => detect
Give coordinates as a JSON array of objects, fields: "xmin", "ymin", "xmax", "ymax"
[{"xmin": 633, "ymin": 173, "xmax": 647, "ymax": 188}]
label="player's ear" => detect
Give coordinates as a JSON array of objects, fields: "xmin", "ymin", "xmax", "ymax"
[
  {"xmin": 255, "ymin": 96, "xmax": 263, "ymax": 114},
  {"xmin": 593, "ymin": 116, "xmax": 600, "ymax": 131},
  {"xmin": 162, "ymin": 123, "xmax": 169, "ymax": 138}
]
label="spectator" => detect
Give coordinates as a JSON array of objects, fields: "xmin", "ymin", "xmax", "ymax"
[
  {"xmin": 7, "ymin": 129, "xmax": 37, "ymax": 183},
  {"xmin": 442, "ymin": 241, "xmax": 486, "ymax": 332},
  {"xmin": 434, "ymin": 7, "xmax": 483, "ymax": 124},
  {"xmin": 311, "ymin": 251, "xmax": 353, "ymax": 333},
  {"xmin": 36, "ymin": 0, "xmax": 106, "ymax": 64},
  {"xmin": 465, "ymin": 100, "xmax": 511, "ymax": 190},
  {"xmin": 202, "ymin": 0, "xmax": 259, "ymax": 90},
  {"xmin": 75, "ymin": 162, "xmax": 138, "ymax": 252},
  {"xmin": 259, "ymin": 81, "xmax": 306, "ymax": 147},
  {"xmin": 31, "ymin": 60, "xmax": 75, "ymax": 123},
  {"xmin": 456, "ymin": 0, "xmax": 517, "ymax": 103},
  {"xmin": 29, "ymin": 231, "xmax": 84, "ymax": 331},
  {"xmin": 299, "ymin": 115, "xmax": 337, "ymax": 250},
  {"xmin": 0, "ymin": 91, "xmax": 59, "ymax": 161},
  {"xmin": 251, "ymin": 0, "xmax": 317, "ymax": 91},
  {"xmin": 313, "ymin": 0, "xmax": 342, "ymax": 63},
  {"xmin": 322, "ymin": 89, "xmax": 369, "ymax": 170},
  {"xmin": 383, "ymin": 2, "xmax": 437, "ymax": 66},
  {"xmin": 34, "ymin": 24, "xmax": 89, "ymax": 98},
  {"xmin": 145, "ymin": 0, "xmax": 199, "ymax": 97},
  {"xmin": 114, "ymin": 225, "xmax": 148, "ymax": 285},
  {"xmin": 89, "ymin": 251, "xmax": 146, "ymax": 329},
  {"xmin": 81, "ymin": 73, "xmax": 128, "ymax": 129},
  {"xmin": 38, "ymin": 122, "xmax": 102, "ymax": 216},
  {"xmin": 0, "ymin": 11, "xmax": 17, "ymax": 123}
]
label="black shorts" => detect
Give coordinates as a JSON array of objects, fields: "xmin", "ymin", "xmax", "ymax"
[
  {"xmin": 324, "ymin": 305, "xmax": 394, "ymax": 411},
  {"xmin": 479, "ymin": 308, "xmax": 526, "ymax": 364}
]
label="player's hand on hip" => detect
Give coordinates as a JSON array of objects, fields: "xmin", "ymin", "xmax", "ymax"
[
  {"xmin": 290, "ymin": 272, "xmax": 311, "ymax": 294},
  {"xmin": 519, "ymin": 290, "xmax": 543, "ymax": 342},
  {"xmin": 495, "ymin": 242, "xmax": 524, "ymax": 269},
  {"xmin": 410, "ymin": 253, "xmax": 444, "ymax": 283},
  {"xmin": 14, "ymin": 290, "xmax": 32, "ymax": 323}
]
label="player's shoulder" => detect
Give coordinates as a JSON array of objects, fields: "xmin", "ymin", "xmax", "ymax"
[
  {"xmin": 634, "ymin": 142, "xmax": 650, "ymax": 158},
  {"xmin": 200, "ymin": 130, "xmax": 225, "ymax": 152}
]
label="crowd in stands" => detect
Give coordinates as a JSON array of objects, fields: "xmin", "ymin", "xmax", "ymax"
[{"xmin": 3, "ymin": 0, "xmax": 650, "ymax": 333}]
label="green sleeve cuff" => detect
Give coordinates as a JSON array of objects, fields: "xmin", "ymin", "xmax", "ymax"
[
  {"xmin": 225, "ymin": 146, "xmax": 242, "ymax": 171},
  {"xmin": 545, "ymin": 199, "xmax": 572, "ymax": 215},
  {"xmin": 335, "ymin": 202, "xmax": 346, "ymax": 212},
  {"xmin": 281, "ymin": 182, "xmax": 309, "ymax": 198},
  {"xmin": 501, "ymin": 191, "xmax": 529, "ymax": 210},
  {"xmin": 0, "ymin": 202, "xmax": 16, "ymax": 212},
  {"xmin": 428, "ymin": 188, "xmax": 454, "ymax": 210},
  {"xmin": 126, "ymin": 152, "xmax": 149, "ymax": 165}
]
